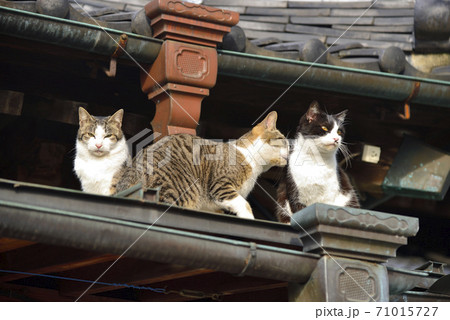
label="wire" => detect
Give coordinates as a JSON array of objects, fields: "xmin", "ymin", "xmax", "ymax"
[{"xmin": 0, "ymin": 269, "xmax": 166, "ymax": 293}]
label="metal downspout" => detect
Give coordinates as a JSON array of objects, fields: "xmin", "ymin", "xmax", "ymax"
[{"xmin": 0, "ymin": 200, "xmax": 319, "ymax": 283}]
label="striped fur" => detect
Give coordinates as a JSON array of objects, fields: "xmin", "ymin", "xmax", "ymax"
[{"xmin": 116, "ymin": 112, "xmax": 287, "ymax": 219}]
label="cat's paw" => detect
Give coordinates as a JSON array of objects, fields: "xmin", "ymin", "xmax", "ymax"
[
  {"xmin": 236, "ymin": 210, "xmax": 255, "ymax": 220},
  {"xmin": 334, "ymin": 193, "xmax": 352, "ymax": 207},
  {"xmin": 217, "ymin": 196, "xmax": 255, "ymax": 220}
]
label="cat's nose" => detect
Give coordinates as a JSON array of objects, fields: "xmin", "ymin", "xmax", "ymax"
[
  {"xmin": 333, "ymin": 138, "xmax": 339, "ymax": 143},
  {"xmin": 95, "ymin": 143, "xmax": 102, "ymax": 149}
]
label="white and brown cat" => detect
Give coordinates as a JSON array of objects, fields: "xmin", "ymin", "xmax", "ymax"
[
  {"xmin": 276, "ymin": 101, "xmax": 359, "ymax": 223},
  {"xmin": 74, "ymin": 107, "xmax": 129, "ymax": 195},
  {"xmin": 116, "ymin": 111, "xmax": 288, "ymax": 220}
]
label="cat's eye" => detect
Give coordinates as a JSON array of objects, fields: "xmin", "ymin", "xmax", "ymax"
[
  {"xmin": 337, "ymin": 130, "xmax": 343, "ymax": 135},
  {"xmin": 321, "ymin": 126, "xmax": 328, "ymax": 132},
  {"xmin": 105, "ymin": 134, "xmax": 112, "ymax": 138},
  {"xmin": 85, "ymin": 133, "xmax": 95, "ymax": 138}
]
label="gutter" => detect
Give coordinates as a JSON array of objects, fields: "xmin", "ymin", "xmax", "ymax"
[
  {"xmin": 217, "ymin": 50, "xmax": 450, "ymax": 108},
  {"xmin": 0, "ymin": 199, "xmax": 318, "ymax": 283},
  {"xmin": 1, "ymin": 6, "xmax": 450, "ymax": 108},
  {"xmin": 0, "ymin": 6, "xmax": 162, "ymax": 64}
]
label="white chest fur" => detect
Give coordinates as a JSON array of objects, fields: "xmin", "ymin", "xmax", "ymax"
[
  {"xmin": 289, "ymin": 136, "xmax": 351, "ymax": 207},
  {"xmin": 74, "ymin": 138, "xmax": 128, "ymax": 195}
]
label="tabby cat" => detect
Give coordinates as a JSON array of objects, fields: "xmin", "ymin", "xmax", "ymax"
[
  {"xmin": 116, "ymin": 111, "xmax": 288, "ymax": 220},
  {"xmin": 74, "ymin": 107, "xmax": 129, "ymax": 195},
  {"xmin": 276, "ymin": 101, "xmax": 359, "ymax": 223}
]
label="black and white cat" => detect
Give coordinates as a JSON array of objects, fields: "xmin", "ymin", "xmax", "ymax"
[
  {"xmin": 276, "ymin": 100, "xmax": 359, "ymax": 223},
  {"xmin": 74, "ymin": 107, "xmax": 129, "ymax": 195}
]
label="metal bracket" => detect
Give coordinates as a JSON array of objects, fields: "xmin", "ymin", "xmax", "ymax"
[
  {"xmin": 104, "ymin": 34, "xmax": 128, "ymax": 77},
  {"xmin": 236, "ymin": 242, "xmax": 257, "ymax": 277},
  {"xmin": 399, "ymin": 81, "xmax": 420, "ymax": 120}
]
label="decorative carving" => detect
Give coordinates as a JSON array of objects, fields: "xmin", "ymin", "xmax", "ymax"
[
  {"xmin": 291, "ymin": 204, "xmax": 419, "ymax": 262},
  {"xmin": 292, "ymin": 204, "xmax": 419, "ymax": 237},
  {"xmin": 167, "ymin": 1, "xmax": 234, "ymax": 23},
  {"xmin": 327, "ymin": 208, "xmax": 410, "ymax": 235},
  {"xmin": 145, "ymin": 0, "xmax": 239, "ymax": 27}
]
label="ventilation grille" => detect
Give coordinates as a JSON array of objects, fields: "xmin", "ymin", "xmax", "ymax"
[
  {"xmin": 339, "ymin": 267, "xmax": 376, "ymax": 302},
  {"xmin": 176, "ymin": 49, "xmax": 207, "ymax": 79}
]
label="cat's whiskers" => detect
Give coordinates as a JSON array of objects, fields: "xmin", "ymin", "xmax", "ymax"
[{"xmin": 338, "ymin": 142, "xmax": 352, "ymax": 169}]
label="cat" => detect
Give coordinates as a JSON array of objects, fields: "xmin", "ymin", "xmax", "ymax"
[
  {"xmin": 276, "ymin": 100, "xmax": 359, "ymax": 223},
  {"xmin": 74, "ymin": 107, "xmax": 129, "ymax": 195},
  {"xmin": 116, "ymin": 111, "xmax": 288, "ymax": 220}
]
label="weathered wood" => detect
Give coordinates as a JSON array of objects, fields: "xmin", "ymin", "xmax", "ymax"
[
  {"xmin": 374, "ymin": 17, "xmax": 414, "ymax": 26},
  {"xmin": 137, "ymin": 271, "xmax": 287, "ymax": 302},
  {"xmin": 0, "ymin": 90, "xmax": 24, "ymax": 116},
  {"xmin": 0, "ymin": 282, "xmax": 130, "ymax": 302},
  {"xmin": 330, "ymin": 9, "xmax": 414, "ymax": 17},
  {"xmin": 58, "ymin": 259, "xmax": 214, "ymax": 296},
  {"xmin": 204, "ymin": 0, "xmax": 287, "ymax": 7},
  {"xmin": 0, "ymin": 244, "xmax": 117, "ymax": 282},
  {"xmin": 332, "ymin": 24, "xmax": 413, "ymax": 33},
  {"xmin": 0, "ymin": 238, "xmax": 34, "ymax": 254},
  {"xmin": 290, "ymin": 16, "xmax": 374, "ymax": 25},
  {"xmin": 286, "ymin": 23, "xmax": 370, "ymax": 40},
  {"xmin": 238, "ymin": 20, "xmax": 286, "ymax": 32},
  {"xmin": 246, "ymin": 7, "xmax": 331, "ymax": 17},
  {"xmin": 240, "ymin": 15, "xmax": 289, "ymax": 24}
]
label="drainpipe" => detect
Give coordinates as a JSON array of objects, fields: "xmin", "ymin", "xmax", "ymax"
[
  {"xmin": 0, "ymin": 6, "xmax": 162, "ymax": 64},
  {"xmin": 0, "ymin": 200, "xmax": 319, "ymax": 283},
  {"xmin": 217, "ymin": 50, "xmax": 450, "ymax": 108},
  {"xmin": 1, "ymin": 6, "xmax": 449, "ymax": 108}
]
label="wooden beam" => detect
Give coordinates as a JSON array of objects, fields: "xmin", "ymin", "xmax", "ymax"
[
  {"xmin": 137, "ymin": 271, "xmax": 287, "ymax": 302},
  {"xmin": 0, "ymin": 238, "xmax": 34, "ymax": 254},
  {"xmin": 0, "ymin": 244, "xmax": 117, "ymax": 282},
  {"xmin": 0, "ymin": 282, "xmax": 130, "ymax": 302},
  {"xmin": 58, "ymin": 258, "xmax": 213, "ymax": 297}
]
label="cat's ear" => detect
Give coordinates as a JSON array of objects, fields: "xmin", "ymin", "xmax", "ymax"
[
  {"xmin": 335, "ymin": 109, "xmax": 348, "ymax": 123},
  {"xmin": 306, "ymin": 101, "xmax": 322, "ymax": 123},
  {"xmin": 108, "ymin": 109, "xmax": 124, "ymax": 127},
  {"xmin": 78, "ymin": 107, "xmax": 93, "ymax": 124},
  {"xmin": 263, "ymin": 111, "xmax": 278, "ymax": 130}
]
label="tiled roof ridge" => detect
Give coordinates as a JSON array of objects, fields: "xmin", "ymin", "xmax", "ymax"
[{"xmin": 1, "ymin": 0, "xmax": 449, "ymax": 79}]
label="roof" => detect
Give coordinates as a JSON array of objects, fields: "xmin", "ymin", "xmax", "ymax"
[
  {"xmin": 2, "ymin": 0, "xmax": 448, "ymax": 80},
  {"xmin": 0, "ymin": 0, "xmax": 450, "ymax": 302}
]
